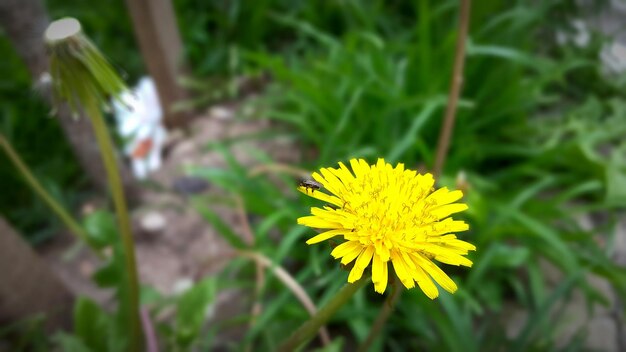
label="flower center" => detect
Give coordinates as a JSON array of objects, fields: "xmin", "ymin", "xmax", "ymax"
[{"xmin": 341, "ymin": 171, "xmax": 437, "ymax": 260}]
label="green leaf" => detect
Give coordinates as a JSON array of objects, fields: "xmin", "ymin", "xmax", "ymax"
[
  {"xmin": 605, "ymin": 164, "xmax": 626, "ymax": 206},
  {"xmin": 439, "ymin": 293, "xmax": 478, "ymax": 352},
  {"xmin": 54, "ymin": 333, "xmax": 92, "ymax": 352},
  {"xmin": 275, "ymin": 225, "xmax": 308, "ymax": 263},
  {"xmin": 82, "ymin": 210, "xmax": 118, "ymax": 249},
  {"xmin": 175, "ymin": 277, "xmax": 217, "ymax": 347},
  {"xmin": 491, "ymin": 244, "xmax": 531, "ymax": 268},
  {"xmin": 92, "ymin": 257, "xmax": 122, "ymax": 288},
  {"xmin": 271, "ymin": 14, "xmax": 339, "ymax": 49},
  {"xmin": 73, "ymin": 297, "xmax": 114, "ymax": 352},
  {"xmin": 509, "ymin": 210, "xmax": 578, "ymax": 271},
  {"xmin": 312, "ymin": 337, "xmax": 344, "ymax": 352},
  {"xmin": 256, "ymin": 208, "xmax": 292, "ymax": 244},
  {"xmin": 386, "ymin": 98, "xmax": 442, "ymax": 163},
  {"xmin": 467, "ymin": 42, "xmax": 549, "ymax": 70},
  {"xmin": 513, "ymin": 271, "xmax": 583, "ymax": 351}
]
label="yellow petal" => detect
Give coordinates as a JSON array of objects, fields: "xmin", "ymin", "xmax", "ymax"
[
  {"xmin": 297, "ymin": 216, "xmax": 342, "ymax": 229},
  {"xmin": 411, "ymin": 263, "xmax": 439, "ymax": 299},
  {"xmin": 298, "ymin": 188, "xmax": 344, "ymax": 208},
  {"xmin": 401, "ymin": 250, "xmax": 417, "ymax": 270},
  {"xmin": 320, "ymin": 167, "xmax": 347, "ymax": 196},
  {"xmin": 415, "ymin": 173, "xmax": 435, "ymax": 192},
  {"xmin": 306, "ymin": 229, "xmax": 345, "ymax": 244},
  {"xmin": 428, "ymin": 188, "xmax": 464, "ymax": 205},
  {"xmin": 347, "ymin": 265, "xmax": 365, "ymax": 283},
  {"xmin": 445, "ymin": 238, "xmax": 477, "ymax": 251},
  {"xmin": 434, "ymin": 253, "xmax": 473, "ymax": 267},
  {"xmin": 349, "ymin": 159, "xmax": 363, "ymax": 178},
  {"xmin": 418, "ymin": 243, "xmax": 472, "ymax": 260},
  {"xmin": 348, "ymin": 246, "xmax": 373, "ymax": 283},
  {"xmin": 430, "ymin": 203, "xmax": 469, "ymax": 220},
  {"xmin": 433, "ymin": 219, "xmax": 470, "ymax": 234},
  {"xmin": 332, "ymin": 162, "xmax": 355, "ymax": 184},
  {"xmin": 311, "ymin": 171, "xmax": 326, "ymax": 185},
  {"xmin": 331, "ymin": 241, "xmax": 362, "ymax": 261},
  {"xmin": 358, "ymin": 159, "xmax": 371, "ymax": 174},
  {"xmin": 371, "ymin": 254, "xmax": 388, "ymax": 294},
  {"xmin": 310, "ymin": 207, "xmax": 348, "ymax": 223},
  {"xmin": 376, "ymin": 158, "xmax": 386, "ymax": 170},
  {"xmin": 374, "ymin": 241, "xmax": 391, "ymax": 262},
  {"xmin": 414, "ymin": 254, "xmax": 458, "ymax": 294},
  {"xmin": 390, "ymin": 251, "xmax": 415, "ymax": 289},
  {"xmin": 355, "ymin": 245, "xmax": 374, "ymax": 270}
]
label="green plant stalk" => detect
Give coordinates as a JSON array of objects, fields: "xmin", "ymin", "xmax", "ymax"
[
  {"xmin": 85, "ymin": 100, "xmax": 142, "ymax": 351},
  {"xmin": 357, "ymin": 277, "xmax": 402, "ymax": 352},
  {"xmin": 0, "ymin": 132, "xmax": 102, "ymax": 258},
  {"xmin": 278, "ymin": 277, "xmax": 368, "ymax": 352}
]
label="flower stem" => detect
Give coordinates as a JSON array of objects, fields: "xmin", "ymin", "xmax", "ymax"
[
  {"xmin": 433, "ymin": 0, "xmax": 471, "ymax": 177},
  {"xmin": 278, "ymin": 277, "xmax": 368, "ymax": 352},
  {"xmin": 85, "ymin": 101, "xmax": 142, "ymax": 351},
  {"xmin": 357, "ymin": 277, "xmax": 402, "ymax": 352},
  {"xmin": 0, "ymin": 132, "xmax": 102, "ymax": 258}
]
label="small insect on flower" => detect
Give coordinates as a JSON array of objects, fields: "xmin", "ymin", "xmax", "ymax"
[{"xmin": 298, "ymin": 179, "xmax": 323, "ymax": 194}]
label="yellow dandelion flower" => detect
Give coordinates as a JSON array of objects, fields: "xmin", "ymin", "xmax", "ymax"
[{"xmin": 297, "ymin": 158, "xmax": 476, "ymax": 299}]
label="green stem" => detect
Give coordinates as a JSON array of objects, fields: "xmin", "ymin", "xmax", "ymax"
[
  {"xmin": 0, "ymin": 132, "xmax": 102, "ymax": 258},
  {"xmin": 357, "ymin": 277, "xmax": 402, "ymax": 352},
  {"xmin": 86, "ymin": 102, "xmax": 142, "ymax": 351},
  {"xmin": 278, "ymin": 277, "xmax": 368, "ymax": 352}
]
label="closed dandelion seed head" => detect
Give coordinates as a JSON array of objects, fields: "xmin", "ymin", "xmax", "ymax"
[
  {"xmin": 45, "ymin": 17, "xmax": 127, "ymax": 115},
  {"xmin": 297, "ymin": 158, "xmax": 476, "ymax": 299}
]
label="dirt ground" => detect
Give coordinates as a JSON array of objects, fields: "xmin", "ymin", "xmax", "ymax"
[{"xmin": 40, "ymin": 104, "xmax": 301, "ymax": 347}]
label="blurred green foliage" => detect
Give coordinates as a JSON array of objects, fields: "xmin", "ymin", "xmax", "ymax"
[
  {"xmin": 0, "ymin": 37, "xmax": 85, "ymax": 243},
  {"xmin": 187, "ymin": 0, "xmax": 626, "ymax": 351},
  {"xmin": 1, "ymin": 0, "xmax": 625, "ymax": 351}
]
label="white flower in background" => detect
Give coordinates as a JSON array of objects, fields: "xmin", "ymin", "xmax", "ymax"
[
  {"xmin": 556, "ymin": 19, "xmax": 590, "ymax": 48},
  {"xmin": 601, "ymin": 42, "xmax": 626, "ymax": 73},
  {"xmin": 113, "ymin": 77, "xmax": 167, "ymax": 179}
]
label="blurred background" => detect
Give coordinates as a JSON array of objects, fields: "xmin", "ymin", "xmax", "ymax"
[{"xmin": 1, "ymin": 0, "xmax": 626, "ymax": 351}]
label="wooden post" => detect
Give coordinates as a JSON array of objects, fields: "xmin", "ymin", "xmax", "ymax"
[
  {"xmin": 0, "ymin": 218, "xmax": 73, "ymax": 331},
  {"xmin": 125, "ymin": 0, "xmax": 190, "ymax": 129}
]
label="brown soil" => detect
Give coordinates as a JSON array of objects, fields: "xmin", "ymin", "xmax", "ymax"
[{"xmin": 39, "ymin": 104, "xmax": 301, "ymax": 347}]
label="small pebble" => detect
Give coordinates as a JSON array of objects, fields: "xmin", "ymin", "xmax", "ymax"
[
  {"xmin": 172, "ymin": 176, "xmax": 209, "ymax": 195},
  {"xmin": 140, "ymin": 211, "xmax": 167, "ymax": 233}
]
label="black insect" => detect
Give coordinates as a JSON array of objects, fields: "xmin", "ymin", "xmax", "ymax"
[{"xmin": 299, "ymin": 179, "xmax": 322, "ymax": 193}]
